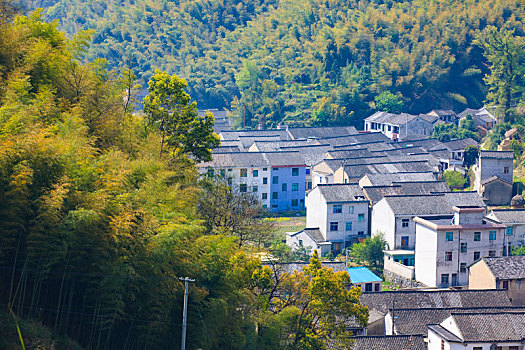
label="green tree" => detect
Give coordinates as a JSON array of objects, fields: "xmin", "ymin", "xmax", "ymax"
[
  {"xmin": 463, "ymin": 145, "xmax": 479, "ymax": 168},
  {"xmin": 475, "ymin": 26, "xmax": 525, "ymax": 121},
  {"xmin": 443, "ymin": 170, "xmax": 467, "ymax": 190},
  {"xmin": 143, "ymin": 71, "xmax": 220, "ymax": 161},
  {"xmin": 267, "ymin": 251, "xmax": 368, "ymax": 349},
  {"xmin": 374, "ymin": 91, "xmax": 404, "ymax": 113},
  {"xmin": 349, "ymin": 235, "xmax": 386, "ymax": 272}
]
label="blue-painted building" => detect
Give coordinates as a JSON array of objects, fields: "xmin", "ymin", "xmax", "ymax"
[
  {"xmin": 347, "ymin": 266, "xmax": 383, "ymax": 292},
  {"xmin": 266, "ymin": 152, "xmax": 307, "ymax": 211}
]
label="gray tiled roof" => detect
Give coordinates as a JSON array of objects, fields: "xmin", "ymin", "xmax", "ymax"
[
  {"xmin": 451, "ymin": 312, "xmax": 525, "ymax": 342},
  {"xmin": 325, "ymin": 149, "xmax": 374, "ymax": 159},
  {"xmin": 382, "ymin": 191, "xmax": 486, "ymax": 216},
  {"xmin": 481, "ymin": 175, "xmax": 512, "ymax": 185},
  {"xmin": 365, "ymin": 111, "xmax": 423, "ymax": 125},
  {"xmin": 391, "ymin": 307, "xmax": 525, "ymax": 335},
  {"xmin": 317, "ymin": 184, "xmax": 367, "ymax": 202},
  {"xmin": 486, "ymin": 209, "xmax": 525, "ymax": 224},
  {"xmin": 363, "ymin": 172, "xmax": 438, "ymax": 186},
  {"xmin": 213, "ymin": 146, "xmax": 241, "ymax": 153},
  {"xmin": 430, "ymin": 109, "xmax": 456, "ymax": 116},
  {"xmin": 479, "ymin": 150, "xmax": 514, "ymax": 159},
  {"xmin": 351, "ymin": 335, "xmax": 426, "ymax": 350},
  {"xmin": 323, "ymin": 132, "xmax": 391, "ymax": 146},
  {"xmin": 343, "ymin": 161, "xmax": 436, "ymax": 181},
  {"xmin": 287, "ymin": 126, "xmax": 358, "ymax": 139},
  {"xmin": 363, "ymin": 181, "xmax": 450, "ymax": 204},
  {"xmin": 442, "ymin": 138, "xmax": 479, "ymax": 151},
  {"xmin": 361, "ymin": 289, "xmax": 512, "ymax": 315},
  {"xmin": 393, "ymin": 138, "xmax": 444, "ymax": 151},
  {"xmin": 219, "ymin": 129, "xmax": 290, "ymax": 141},
  {"xmin": 200, "ymin": 151, "xmax": 306, "ymax": 168},
  {"xmin": 303, "ymin": 228, "xmax": 326, "ymax": 243},
  {"xmin": 482, "ymin": 256, "xmax": 525, "ymax": 280},
  {"xmin": 418, "ymin": 113, "xmax": 440, "ymax": 124},
  {"xmin": 334, "ymin": 141, "xmax": 395, "ymax": 151}
]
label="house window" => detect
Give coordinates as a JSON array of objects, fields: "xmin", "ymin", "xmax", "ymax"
[
  {"xmin": 346, "ymin": 222, "xmax": 352, "ymax": 231},
  {"xmin": 489, "ymin": 231, "xmax": 496, "ymax": 241},
  {"xmin": 504, "ymin": 167, "xmax": 509, "ymax": 174},
  {"xmin": 402, "ymin": 219, "xmax": 409, "ymax": 228},
  {"xmin": 446, "ymin": 232, "xmax": 453, "ymax": 241},
  {"xmin": 220, "ymin": 169, "xmax": 226, "ymax": 177},
  {"xmin": 263, "ymin": 177, "xmax": 268, "ymax": 184},
  {"xmin": 375, "ymin": 283, "xmax": 380, "ymax": 291},
  {"xmin": 474, "ymin": 251, "xmax": 480, "ymax": 260},
  {"xmin": 291, "ymin": 199, "xmax": 298, "ymax": 207},
  {"xmin": 333, "ymin": 205, "xmax": 342, "ymax": 214},
  {"xmin": 272, "ymin": 192, "xmax": 278, "ymax": 200},
  {"xmin": 262, "ymin": 204, "xmax": 267, "ymax": 208},
  {"xmin": 253, "ymin": 169, "xmax": 259, "ymax": 177},
  {"xmin": 298, "ymin": 239, "xmax": 303, "ymax": 247},
  {"xmin": 292, "ymin": 183, "xmax": 298, "ymax": 191},
  {"xmin": 358, "ymin": 214, "xmax": 365, "ymax": 221},
  {"xmin": 262, "ymin": 193, "xmax": 268, "ymax": 200},
  {"xmin": 401, "ymin": 236, "xmax": 409, "ymax": 248},
  {"xmin": 307, "ymin": 181, "xmax": 312, "ymax": 190},
  {"xmin": 272, "ymin": 204, "xmax": 278, "ymax": 209},
  {"xmin": 358, "ymin": 231, "xmax": 364, "ymax": 235},
  {"xmin": 365, "ymin": 283, "xmax": 373, "ymax": 292},
  {"xmin": 460, "ymin": 263, "xmax": 467, "ymax": 273},
  {"xmin": 207, "ymin": 168, "xmax": 214, "ymax": 177},
  {"xmin": 292, "ymin": 168, "xmax": 299, "ymax": 176},
  {"xmin": 263, "ymin": 168, "xmax": 267, "ymax": 171},
  {"xmin": 445, "ymin": 252, "xmax": 453, "ymax": 262},
  {"xmin": 441, "ymin": 274, "xmax": 449, "ymax": 286},
  {"xmin": 502, "ymin": 280, "xmax": 509, "ymax": 290},
  {"xmin": 460, "ymin": 243, "xmax": 467, "ymax": 253},
  {"xmin": 330, "ymin": 222, "xmax": 338, "ymax": 231},
  {"xmin": 489, "ymin": 250, "xmax": 496, "ymax": 257},
  {"xmin": 388, "ymin": 125, "xmax": 391, "ymax": 131},
  {"xmin": 240, "ymin": 184, "xmax": 247, "ymax": 192},
  {"xmin": 473, "ymin": 348, "xmax": 482, "ymax": 350},
  {"xmin": 300, "ymin": 199, "xmax": 305, "ymax": 207},
  {"xmin": 273, "ymin": 176, "xmax": 279, "ymax": 184},
  {"xmin": 474, "ymin": 232, "xmax": 481, "ymax": 241},
  {"xmin": 506, "ymin": 226, "xmax": 514, "ymax": 235},
  {"xmin": 349, "ymin": 206, "xmax": 354, "ymax": 214},
  {"xmin": 273, "ymin": 167, "xmax": 279, "ymax": 171},
  {"xmin": 240, "ymin": 168, "xmax": 247, "ymax": 177},
  {"xmin": 282, "ymin": 183, "xmax": 287, "ymax": 191},
  {"xmin": 306, "ymin": 168, "xmax": 311, "ymax": 175},
  {"xmin": 253, "ymin": 186, "xmax": 258, "ymax": 192}
]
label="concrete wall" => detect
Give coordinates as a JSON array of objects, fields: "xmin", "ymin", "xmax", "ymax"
[
  {"xmin": 371, "ymin": 200, "xmax": 395, "ymax": 249},
  {"xmin": 468, "ymin": 260, "xmax": 496, "ymax": 289},
  {"xmin": 405, "ymin": 117, "xmax": 434, "ymax": 139},
  {"xmin": 269, "ymin": 166, "xmax": 306, "ymax": 211},
  {"xmin": 415, "ymin": 223, "xmax": 438, "ymax": 287},
  {"xmin": 384, "ymin": 258, "xmax": 415, "ymax": 280},
  {"xmin": 482, "ymin": 180, "xmax": 513, "ymax": 206},
  {"xmin": 306, "ymin": 187, "xmax": 327, "ymax": 237},
  {"xmin": 475, "ymin": 156, "xmax": 513, "ymax": 192},
  {"xmin": 324, "ymin": 202, "xmax": 369, "ymax": 243}
]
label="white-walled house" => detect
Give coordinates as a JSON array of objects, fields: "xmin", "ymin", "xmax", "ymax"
[
  {"xmin": 414, "ymin": 206, "xmax": 506, "ymax": 288},
  {"xmin": 363, "ymin": 111, "xmax": 437, "ymax": 140},
  {"xmin": 427, "ymin": 312, "xmax": 525, "ymax": 350},
  {"xmin": 287, "ymin": 184, "xmax": 369, "ymax": 255},
  {"xmin": 485, "ymin": 209, "xmax": 525, "ymax": 255}
]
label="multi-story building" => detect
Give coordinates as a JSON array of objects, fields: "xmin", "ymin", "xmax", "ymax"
[
  {"xmin": 363, "ymin": 112, "xmax": 437, "ymax": 140},
  {"xmin": 473, "ymin": 150, "xmax": 514, "ymax": 206},
  {"xmin": 485, "ymin": 209, "xmax": 525, "ymax": 255},
  {"xmin": 287, "ymin": 183, "xmax": 369, "ymax": 255},
  {"xmin": 414, "ymin": 206, "xmax": 506, "ymax": 288},
  {"xmin": 198, "ymin": 151, "xmax": 306, "ymax": 211}
]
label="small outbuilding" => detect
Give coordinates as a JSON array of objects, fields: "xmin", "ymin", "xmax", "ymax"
[{"xmin": 347, "ymin": 267, "xmax": 383, "ymax": 292}]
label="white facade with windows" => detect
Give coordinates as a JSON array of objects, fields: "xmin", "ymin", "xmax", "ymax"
[{"xmin": 414, "ymin": 207, "xmax": 506, "ymax": 288}]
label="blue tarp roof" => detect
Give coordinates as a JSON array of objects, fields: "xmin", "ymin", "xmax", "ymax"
[{"xmin": 347, "ymin": 267, "xmax": 382, "ymax": 283}]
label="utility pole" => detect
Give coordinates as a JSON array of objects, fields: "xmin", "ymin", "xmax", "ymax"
[{"xmin": 180, "ymin": 277, "xmax": 195, "ymax": 350}]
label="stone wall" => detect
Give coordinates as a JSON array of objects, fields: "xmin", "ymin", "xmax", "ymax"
[{"xmin": 384, "ymin": 270, "xmax": 426, "ymax": 289}]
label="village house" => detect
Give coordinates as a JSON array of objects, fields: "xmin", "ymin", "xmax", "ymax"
[
  {"xmin": 469, "ymin": 256, "xmax": 525, "ymax": 306},
  {"xmin": 351, "ymin": 335, "xmax": 427, "ymax": 350},
  {"xmin": 414, "ymin": 206, "xmax": 506, "ymax": 288},
  {"xmin": 485, "ymin": 209, "xmax": 525, "ymax": 255},
  {"xmin": 427, "ymin": 312, "xmax": 525, "ymax": 350},
  {"xmin": 360, "ymin": 289, "xmax": 512, "ymax": 336},
  {"xmin": 287, "ymin": 184, "xmax": 369, "ymax": 255},
  {"xmin": 347, "ymin": 267, "xmax": 383, "ymax": 292},
  {"xmin": 458, "ymin": 106, "xmax": 497, "ymax": 130},
  {"xmin": 473, "ymin": 150, "xmax": 514, "ymax": 206},
  {"xmin": 363, "ymin": 111, "xmax": 437, "ymax": 140},
  {"xmin": 428, "ymin": 109, "xmax": 459, "ymax": 124}
]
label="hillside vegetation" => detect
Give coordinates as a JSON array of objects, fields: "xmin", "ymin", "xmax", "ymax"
[{"xmin": 26, "ymin": 0, "xmax": 525, "ymax": 128}]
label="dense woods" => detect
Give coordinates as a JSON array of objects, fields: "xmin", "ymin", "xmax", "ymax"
[
  {"xmin": 0, "ymin": 8, "xmax": 367, "ymax": 349},
  {"xmin": 25, "ymin": 0, "xmax": 525, "ymax": 129}
]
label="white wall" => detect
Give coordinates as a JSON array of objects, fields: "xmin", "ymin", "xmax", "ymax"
[
  {"xmin": 371, "ymin": 199, "xmax": 395, "ymax": 249},
  {"xmin": 306, "ymin": 187, "xmax": 327, "ymax": 237},
  {"xmin": 286, "ymin": 231, "xmax": 318, "ymax": 252},
  {"xmin": 415, "ymin": 223, "xmax": 438, "ymax": 287}
]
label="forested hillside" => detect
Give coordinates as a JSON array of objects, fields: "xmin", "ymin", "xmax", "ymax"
[
  {"xmin": 0, "ymin": 6, "xmax": 367, "ymax": 349},
  {"xmin": 25, "ymin": 0, "xmax": 524, "ymax": 129}
]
